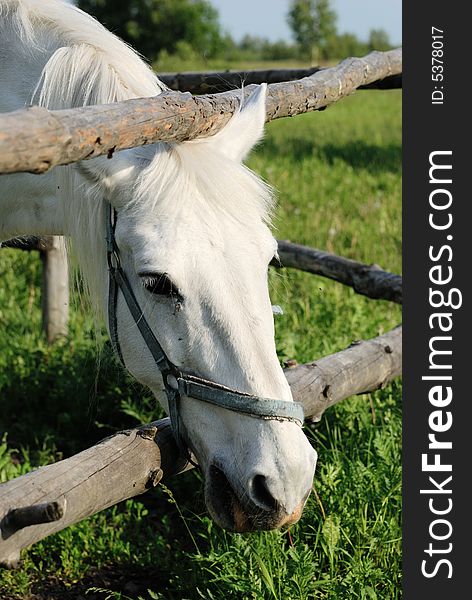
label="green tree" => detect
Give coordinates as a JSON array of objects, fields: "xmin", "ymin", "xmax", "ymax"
[
  {"xmin": 78, "ymin": 0, "xmax": 225, "ymax": 61},
  {"xmin": 287, "ymin": 0, "xmax": 337, "ymax": 62},
  {"xmin": 326, "ymin": 32, "xmax": 368, "ymax": 60},
  {"xmin": 368, "ymin": 28, "xmax": 392, "ymax": 52}
]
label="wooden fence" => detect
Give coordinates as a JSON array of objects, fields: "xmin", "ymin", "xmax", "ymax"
[
  {"xmin": 0, "ymin": 48, "xmax": 401, "ymax": 175},
  {"xmin": 158, "ymin": 66, "xmax": 401, "ymax": 95},
  {"xmin": 1, "ymin": 48, "xmax": 402, "ymax": 343},
  {"xmin": 0, "ymin": 48, "xmax": 402, "ymax": 567}
]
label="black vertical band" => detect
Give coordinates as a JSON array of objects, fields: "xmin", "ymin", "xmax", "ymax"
[{"xmin": 404, "ymin": 3, "xmax": 470, "ymax": 596}]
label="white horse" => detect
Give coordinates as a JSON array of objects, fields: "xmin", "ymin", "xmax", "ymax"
[{"xmin": 0, "ymin": 0, "xmax": 316, "ymax": 532}]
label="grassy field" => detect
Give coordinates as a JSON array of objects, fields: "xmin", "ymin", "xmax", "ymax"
[
  {"xmin": 152, "ymin": 51, "xmax": 340, "ymax": 74},
  {"xmin": 0, "ymin": 88, "xmax": 402, "ymax": 599}
]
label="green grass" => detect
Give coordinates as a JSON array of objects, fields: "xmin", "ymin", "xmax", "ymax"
[
  {"xmin": 0, "ymin": 89, "xmax": 401, "ymax": 599},
  {"xmin": 155, "ymin": 56, "xmax": 318, "ymax": 73}
]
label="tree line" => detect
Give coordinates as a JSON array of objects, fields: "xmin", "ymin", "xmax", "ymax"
[{"xmin": 78, "ymin": 0, "xmax": 394, "ymax": 65}]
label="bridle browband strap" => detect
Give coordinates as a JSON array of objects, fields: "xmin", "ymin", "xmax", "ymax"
[{"xmin": 105, "ymin": 203, "xmax": 305, "ymax": 461}]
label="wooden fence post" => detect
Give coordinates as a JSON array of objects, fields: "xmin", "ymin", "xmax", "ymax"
[{"xmin": 40, "ymin": 236, "xmax": 69, "ymax": 343}]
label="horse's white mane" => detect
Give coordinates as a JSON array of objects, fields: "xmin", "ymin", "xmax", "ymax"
[
  {"xmin": 1, "ymin": 0, "xmax": 273, "ymax": 314},
  {"xmin": 0, "ymin": 0, "xmax": 166, "ymax": 103}
]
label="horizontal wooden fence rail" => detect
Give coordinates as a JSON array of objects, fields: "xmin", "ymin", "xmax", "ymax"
[
  {"xmin": 3, "ymin": 237, "xmax": 402, "ymax": 304},
  {"xmin": 274, "ymin": 240, "xmax": 402, "ymax": 304},
  {"xmin": 287, "ymin": 325, "xmax": 402, "ymax": 422},
  {"xmin": 0, "ymin": 325, "xmax": 401, "ymax": 568},
  {"xmin": 0, "ymin": 48, "xmax": 401, "ymax": 175},
  {"xmin": 159, "ymin": 68, "xmax": 402, "ymax": 95}
]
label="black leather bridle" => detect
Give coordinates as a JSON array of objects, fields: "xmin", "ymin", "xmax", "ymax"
[{"xmin": 105, "ymin": 203, "xmax": 305, "ymax": 461}]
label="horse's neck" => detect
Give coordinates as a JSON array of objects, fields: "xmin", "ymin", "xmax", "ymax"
[
  {"xmin": 0, "ymin": 15, "xmax": 49, "ymax": 111},
  {"xmin": 0, "ymin": 172, "xmax": 64, "ymax": 240},
  {"xmin": 0, "ymin": 16, "xmax": 62, "ymax": 240},
  {"xmin": 0, "ymin": 1, "xmax": 161, "ymax": 242}
]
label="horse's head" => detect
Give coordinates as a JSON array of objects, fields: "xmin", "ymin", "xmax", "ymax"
[{"xmin": 74, "ymin": 85, "xmax": 317, "ymax": 532}]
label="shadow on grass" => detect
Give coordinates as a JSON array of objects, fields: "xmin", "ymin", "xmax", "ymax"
[
  {"xmin": 0, "ymin": 340, "xmax": 160, "ymax": 459},
  {"xmin": 22, "ymin": 479, "xmax": 208, "ymax": 600},
  {"xmin": 261, "ymin": 138, "xmax": 402, "ymax": 174},
  {"xmin": 29, "ymin": 561, "xmax": 170, "ymax": 600}
]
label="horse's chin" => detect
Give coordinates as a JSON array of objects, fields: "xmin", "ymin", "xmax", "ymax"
[
  {"xmin": 204, "ymin": 463, "xmax": 305, "ymax": 533},
  {"xmin": 204, "ymin": 464, "xmax": 253, "ymax": 532}
]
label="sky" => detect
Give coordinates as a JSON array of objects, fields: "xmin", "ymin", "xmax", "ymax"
[{"xmin": 209, "ymin": 0, "xmax": 402, "ymax": 46}]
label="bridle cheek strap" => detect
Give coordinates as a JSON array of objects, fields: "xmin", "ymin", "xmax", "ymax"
[{"xmin": 105, "ymin": 203, "xmax": 305, "ymax": 463}]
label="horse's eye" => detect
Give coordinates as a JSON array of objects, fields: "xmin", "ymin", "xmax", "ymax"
[{"xmin": 140, "ymin": 273, "xmax": 183, "ymax": 301}]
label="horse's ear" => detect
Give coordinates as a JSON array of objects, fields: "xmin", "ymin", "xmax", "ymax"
[{"xmin": 207, "ymin": 83, "xmax": 267, "ymax": 163}]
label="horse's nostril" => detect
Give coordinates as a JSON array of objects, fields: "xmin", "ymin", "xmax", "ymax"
[{"xmin": 249, "ymin": 474, "xmax": 279, "ymax": 511}]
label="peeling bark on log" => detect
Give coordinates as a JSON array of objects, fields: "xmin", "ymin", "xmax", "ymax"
[
  {"xmin": 274, "ymin": 241, "xmax": 402, "ymax": 304},
  {"xmin": 159, "ymin": 68, "xmax": 401, "ymax": 95},
  {"xmin": 0, "ymin": 326, "xmax": 401, "ymax": 568},
  {"xmin": 0, "ymin": 420, "xmax": 190, "ymax": 569},
  {"xmin": 0, "ymin": 48, "xmax": 402, "ymax": 175},
  {"xmin": 285, "ymin": 326, "xmax": 402, "ymax": 422}
]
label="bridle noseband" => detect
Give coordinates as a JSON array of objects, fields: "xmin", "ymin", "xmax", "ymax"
[{"xmin": 105, "ymin": 203, "xmax": 305, "ymax": 462}]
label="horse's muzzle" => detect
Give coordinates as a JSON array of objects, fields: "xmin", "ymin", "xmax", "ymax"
[{"xmin": 205, "ymin": 463, "xmax": 310, "ymax": 532}]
